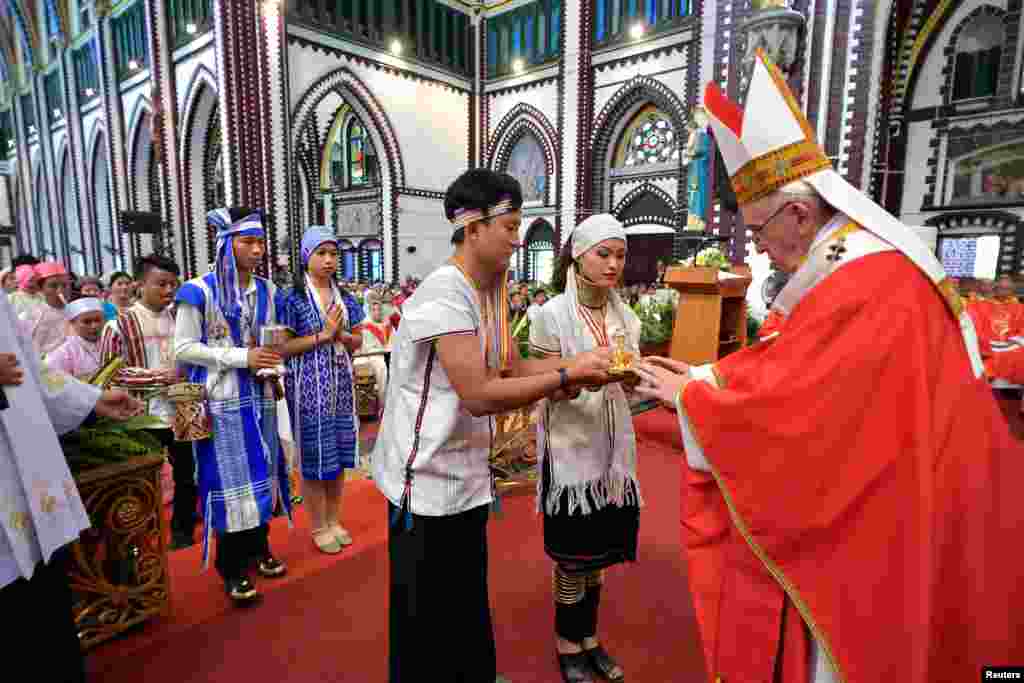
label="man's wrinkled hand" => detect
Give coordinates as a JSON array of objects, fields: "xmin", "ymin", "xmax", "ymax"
[
  {"xmin": 95, "ymin": 390, "xmax": 145, "ymax": 420},
  {"xmin": 0, "ymin": 353, "xmax": 23, "ymax": 387},
  {"xmin": 633, "ymin": 360, "xmax": 693, "ymax": 407},
  {"xmin": 643, "ymin": 356, "xmax": 691, "ymax": 376}
]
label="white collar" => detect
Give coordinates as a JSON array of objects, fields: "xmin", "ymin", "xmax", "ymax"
[{"xmin": 772, "ymin": 213, "xmax": 894, "ymax": 316}]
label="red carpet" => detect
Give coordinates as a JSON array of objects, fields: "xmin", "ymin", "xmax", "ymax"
[{"xmin": 87, "ymin": 409, "xmax": 705, "ymax": 682}]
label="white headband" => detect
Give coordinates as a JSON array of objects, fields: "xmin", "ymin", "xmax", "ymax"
[
  {"xmin": 65, "ymin": 297, "xmax": 104, "ymax": 321},
  {"xmin": 571, "ymin": 214, "xmax": 627, "ymax": 260}
]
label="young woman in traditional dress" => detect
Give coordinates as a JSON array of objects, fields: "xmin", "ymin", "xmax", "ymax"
[
  {"xmin": 282, "ymin": 227, "xmax": 364, "ymax": 554},
  {"xmin": 530, "ymin": 213, "xmax": 642, "ymax": 683}
]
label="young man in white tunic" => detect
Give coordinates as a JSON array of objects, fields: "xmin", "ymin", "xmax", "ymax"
[
  {"xmin": 0, "ymin": 290, "xmax": 142, "ymax": 682},
  {"xmin": 372, "ymin": 169, "xmax": 614, "ymax": 683},
  {"xmin": 100, "ymin": 254, "xmax": 197, "ymax": 549}
]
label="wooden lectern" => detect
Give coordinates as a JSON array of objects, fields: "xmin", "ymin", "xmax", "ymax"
[{"xmin": 663, "ymin": 264, "xmax": 753, "ymax": 365}]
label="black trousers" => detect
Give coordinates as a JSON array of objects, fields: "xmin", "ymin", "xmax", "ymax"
[
  {"xmin": 214, "ymin": 524, "xmax": 270, "ymax": 581},
  {"xmin": 1, "ymin": 545, "xmax": 85, "ymax": 682},
  {"xmin": 388, "ymin": 501, "xmax": 496, "ymax": 683},
  {"xmin": 151, "ymin": 429, "xmax": 199, "ymax": 539}
]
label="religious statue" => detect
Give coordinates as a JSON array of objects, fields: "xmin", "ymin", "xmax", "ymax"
[{"xmin": 684, "ymin": 106, "xmax": 711, "ymax": 231}]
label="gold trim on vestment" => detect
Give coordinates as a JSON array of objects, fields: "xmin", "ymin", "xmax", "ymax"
[
  {"xmin": 938, "ymin": 278, "xmax": 964, "ymax": 319},
  {"xmin": 731, "ymin": 53, "xmax": 833, "ymax": 207},
  {"xmin": 732, "ymin": 139, "xmax": 833, "ymax": 207},
  {"xmin": 710, "ymin": 364, "xmax": 726, "ymax": 389}
]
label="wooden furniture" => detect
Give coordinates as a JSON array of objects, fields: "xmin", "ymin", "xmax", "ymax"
[
  {"xmin": 353, "ymin": 364, "xmax": 379, "ymax": 418},
  {"xmin": 663, "ymin": 264, "xmax": 753, "ymax": 365},
  {"xmin": 491, "ymin": 404, "xmax": 538, "ymax": 497},
  {"xmin": 69, "ymin": 453, "xmax": 170, "ymax": 650}
]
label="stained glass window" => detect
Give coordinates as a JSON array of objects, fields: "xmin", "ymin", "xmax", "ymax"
[
  {"xmin": 613, "ymin": 104, "xmax": 680, "ymax": 168},
  {"xmin": 348, "ymin": 119, "xmax": 366, "ymax": 186}
]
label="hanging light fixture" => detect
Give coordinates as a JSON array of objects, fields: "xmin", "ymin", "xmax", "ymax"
[
  {"xmin": 391, "ymin": 39, "xmax": 403, "ymax": 56},
  {"xmin": 630, "ymin": 23, "xmax": 645, "ymax": 39}
]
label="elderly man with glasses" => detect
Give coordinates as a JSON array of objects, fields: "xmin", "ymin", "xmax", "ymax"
[{"xmin": 634, "ymin": 50, "xmax": 1023, "ymax": 683}]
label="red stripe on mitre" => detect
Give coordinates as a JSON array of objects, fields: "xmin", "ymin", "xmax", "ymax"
[{"xmin": 704, "ymin": 82, "xmax": 743, "ymax": 138}]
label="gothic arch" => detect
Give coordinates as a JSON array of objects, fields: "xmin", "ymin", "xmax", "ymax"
[
  {"xmin": 897, "ymin": 0, "xmax": 968, "ymax": 118},
  {"xmin": 87, "ymin": 121, "xmax": 118, "ymax": 275},
  {"xmin": 127, "ymin": 100, "xmax": 157, "ymax": 260},
  {"xmin": 613, "ymin": 183, "xmax": 678, "ymax": 229},
  {"xmin": 938, "ymin": 5, "xmax": 1008, "ymax": 105},
  {"xmin": 487, "ymin": 103, "xmax": 558, "ymax": 205},
  {"xmin": 292, "ymin": 67, "xmax": 403, "ymax": 282},
  {"xmin": 125, "ymin": 96, "xmax": 154, "ymax": 181},
  {"xmin": 590, "ymin": 77, "xmax": 689, "ymax": 214},
  {"xmin": 180, "ymin": 69, "xmax": 220, "ymax": 278}
]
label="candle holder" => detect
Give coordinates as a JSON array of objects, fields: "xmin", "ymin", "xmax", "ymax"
[{"xmin": 257, "ymin": 325, "xmax": 289, "ymax": 400}]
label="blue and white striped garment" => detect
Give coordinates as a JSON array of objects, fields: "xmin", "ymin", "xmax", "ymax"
[
  {"xmin": 175, "ymin": 271, "xmax": 292, "ymax": 569},
  {"xmin": 282, "ymin": 286, "xmax": 365, "ymax": 481}
]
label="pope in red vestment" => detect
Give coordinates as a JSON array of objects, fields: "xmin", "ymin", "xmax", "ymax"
[{"xmin": 635, "ymin": 51, "xmax": 1024, "ymax": 683}]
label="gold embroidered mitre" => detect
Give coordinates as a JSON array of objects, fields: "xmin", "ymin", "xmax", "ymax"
[{"xmin": 704, "ymin": 49, "xmax": 832, "ymax": 206}]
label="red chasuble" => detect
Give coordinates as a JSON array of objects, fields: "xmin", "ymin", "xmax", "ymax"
[
  {"xmin": 757, "ymin": 310, "xmax": 786, "ymax": 339},
  {"xmin": 967, "ymin": 297, "xmax": 998, "ymax": 356},
  {"xmin": 679, "ymin": 251, "xmax": 1023, "ymax": 683}
]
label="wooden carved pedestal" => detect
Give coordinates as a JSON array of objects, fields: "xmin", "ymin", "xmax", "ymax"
[
  {"xmin": 69, "ymin": 453, "xmax": 170, "ymax": 650},
  {"xmin": 354, "ymin": 365, "xmax": 379, "ymax": 419},
  {"xmin": 491, "ymin": 404, "xmax": 539, "ymax": 497}
]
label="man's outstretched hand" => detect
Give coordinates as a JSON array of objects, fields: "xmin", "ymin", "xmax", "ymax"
[
  {"xmin": 95, "ymin": 389, "xmax": 145, "ymax": 420},
  {"xmin": 633, "ymin": 357, "xmax": 693, "ymax": 407}
]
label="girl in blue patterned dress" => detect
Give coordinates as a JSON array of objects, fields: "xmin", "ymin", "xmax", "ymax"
[{"xmin": 282, "ymin": 227, "xmax": 364, "ymax": 554}]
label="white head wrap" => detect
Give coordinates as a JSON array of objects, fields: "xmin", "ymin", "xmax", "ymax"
[
  {"xmin": 64, "ymin": 297, "xmax": 104, "ymax": 321},
  {"xmin": 564, "ymin": 214, "xmax": 634, "ymax": 355}
]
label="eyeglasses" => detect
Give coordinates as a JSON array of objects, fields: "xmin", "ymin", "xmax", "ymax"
[{"xmin": 747, "ymin": 201, "xmax": 793, "ymax": 238}]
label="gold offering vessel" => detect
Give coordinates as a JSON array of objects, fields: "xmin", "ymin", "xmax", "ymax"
[{"xmin": 608, "ymin": 333, "xmax": 634, "ymax": 375}]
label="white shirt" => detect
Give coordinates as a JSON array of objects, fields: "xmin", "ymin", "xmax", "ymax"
[
  {"xmin": 371, "ymin": 265, "xmax": 494, "ymax": 517},
  {"xmin": 174, "ymin": 276, "xmax": 280, "ymax": 403}
]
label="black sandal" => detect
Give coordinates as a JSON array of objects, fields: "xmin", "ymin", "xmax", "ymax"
[
  {"xmin": 584, "ymin": 645, "xmax": 624, "ymax": 682},
  {"xmin": 557, "ymin": 650, "xmax": 598, "ymax": 683}
]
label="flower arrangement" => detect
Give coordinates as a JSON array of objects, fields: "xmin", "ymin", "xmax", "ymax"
[
  {"xmin": 632, "ymin": 300, "xmax": 676, "ymax": 346},
  {"xmin": 680, "ymin": 246, "xmax": 730, "ymax": 270}
]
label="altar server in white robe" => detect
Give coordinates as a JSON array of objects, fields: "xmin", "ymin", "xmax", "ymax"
[{"xmin": 0, "ymin": 291, "xmax": 142, "ymax": 682}]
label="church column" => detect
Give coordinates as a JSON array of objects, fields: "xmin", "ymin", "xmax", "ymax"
[
  {"xmin": 11, "ymin": 89, "xmax": 36, "ymax": 261},
  {"xmin": 143, "ymin": 0, "xmax": 187, "ymax": 268},
  {"xmin": 558, "ymin": 0, "xmax": 584, "ymax": 244},
  {"xmin": 213, "ymin": 0, "xmax": 281, "ymax": 271},
  {"xmin": 257, "ymin": 0, "xmax": 291, "ymax": 275},
  {"xmin": 61, "ymin": 36, "xmax": 97, "ymax": 272},
  {"xmin": 31, "ymin": 66, "xmax": 59, "ymax": 261},
  {"xmin": 95, "ymin": 0, "xmax": 130, "ymax": 270},
  {"xmin": 573, "ymin": 0, "xmax": 596, "ymax": 227}
]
